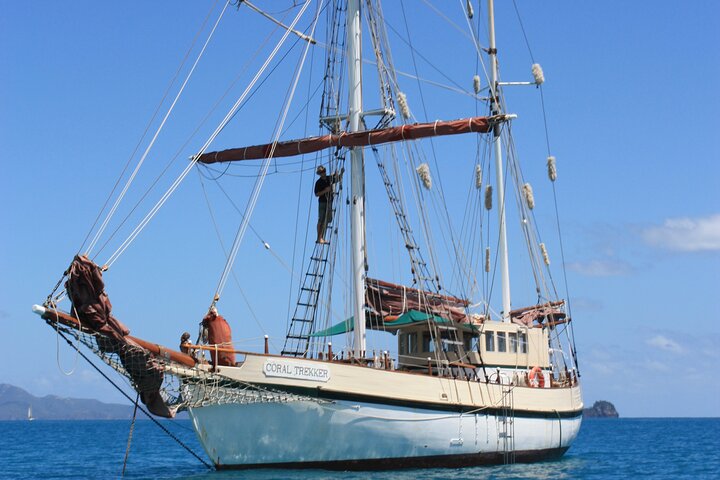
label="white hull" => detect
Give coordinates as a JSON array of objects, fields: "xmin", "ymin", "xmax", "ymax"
[
  {"xmin": 185, "ymin": 354, "xmax": 582, "ymax": 469},
  {"xmin": 189, "ymin": 398, "xmax": 580, "ymax": 469}
]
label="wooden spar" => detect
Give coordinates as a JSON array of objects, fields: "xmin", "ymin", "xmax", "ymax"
[
  {"xmin": 188, "ymin": 344, "xmax": 239, "ymax": 354},
  {"xmin": 509, "ymin": 300, "xmax": 565, "ymax": 317},
  {"xmin": 197, "ymin": 116, "xmax": 495, "ymax": 164},
  {"xmin": 537, "ymin": 318, "xmax": 571, "ymax": 328},
  {"xmin": 39, "ymin": 307, "xmax": 196, "ymax": 368}
]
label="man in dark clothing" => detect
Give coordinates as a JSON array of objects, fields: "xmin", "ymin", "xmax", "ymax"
[
  {"xmin": 179, "ymin": 332, "xmax": 191, "ymax": 354},
  {"xmin": 314, "ymin": 165, "xmax": 342, "ymax": 244}
]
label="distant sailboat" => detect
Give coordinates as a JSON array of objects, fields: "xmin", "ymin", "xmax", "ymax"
[{"xmin": 27, "ymin": 405, "xmax": 34, "ymax": 421}]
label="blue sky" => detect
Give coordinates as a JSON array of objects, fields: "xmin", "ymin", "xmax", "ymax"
[{"xmin": 1, "ymin": 1, "xmax": 718, "ymax": 418}]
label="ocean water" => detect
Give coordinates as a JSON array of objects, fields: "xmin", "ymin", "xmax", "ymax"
[{"xmin": 2, "ymin": 418, "xmax": 718, "ymax": 479}]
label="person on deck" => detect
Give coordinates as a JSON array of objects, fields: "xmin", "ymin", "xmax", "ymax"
[
  {"xmin": 179, "ymin": 332, "xmax": 192, "ymax": 354},
  {"xmin": 201, "ymin": 306, "xmax": 236, "ymax": 367},
  {"xmin": 314, "ymin": 165, "xmax": 343, "ymax": 244}
]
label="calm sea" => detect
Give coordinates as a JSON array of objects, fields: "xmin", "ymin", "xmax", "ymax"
[{"xmin": 2, "ymin": 418, "xmax": 718, "ymax": 479}]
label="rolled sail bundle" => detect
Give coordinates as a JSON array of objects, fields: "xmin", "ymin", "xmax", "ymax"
[
  {"xmin": 63, "ymin": 255, "xmax": 187, "ymax": 418},
  {"xmin": 65, "ymin": 255, "xmax": 129, "ymax": 342},
  {"xmin": 365, "ymin": 277, "xmax": 470, "ymax": 323}
]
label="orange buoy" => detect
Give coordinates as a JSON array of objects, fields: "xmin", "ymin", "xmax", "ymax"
[{"xmin": 529, "ymin": 366, "xmax": 545, "ymax": 388}]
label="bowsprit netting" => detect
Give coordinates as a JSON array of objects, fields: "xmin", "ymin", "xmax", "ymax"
[
  {"xmin": 45, "ymin": 316, "xmax": 328, "ymax": 415},
  {"xmin": 40, "ymin": 255, "xmax": 329, "ymax": 417}
]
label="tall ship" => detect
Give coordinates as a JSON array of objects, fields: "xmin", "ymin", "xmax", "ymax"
[{"xmin": 34, "ymin": 0, "xmax": 582, "ymax": 470}]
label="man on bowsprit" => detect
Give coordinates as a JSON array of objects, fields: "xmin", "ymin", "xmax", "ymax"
[{"xmin": 314, "ymin": 165, "xmax": 343, "ymax": 244}]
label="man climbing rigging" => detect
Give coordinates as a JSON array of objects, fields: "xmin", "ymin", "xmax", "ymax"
[{"xmin": 314, "ymin": 165, "xmax": 343, "ymax": 244}]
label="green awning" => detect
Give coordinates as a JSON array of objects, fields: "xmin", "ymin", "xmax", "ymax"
[
  {"xmin": 309, "ymin": 317, "xmax": 354, "ymax": 337},
  {"xmin": 390, "ymin": 309, "xmax": 448, "ymax": 325},
  {"xmin": 309, "ymin": 310, "xmax": 452, "ymax": 337}
]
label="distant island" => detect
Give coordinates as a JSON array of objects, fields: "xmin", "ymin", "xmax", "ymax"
[
  {"xmin": 583, "ymin": 400, "xmax": 619, "ymax": 418},
  {"xmin": 3, "ymin": 382, "xmax": 616, "ymax": 421},
  {"xmin": 0, "ymin": 383, "xmax": 136, "ymax": 420}
]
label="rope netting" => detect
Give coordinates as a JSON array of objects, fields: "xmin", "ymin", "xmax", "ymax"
[{"xmin": 46, "ymin": 317, "xmax": 326, "ymax": 417}]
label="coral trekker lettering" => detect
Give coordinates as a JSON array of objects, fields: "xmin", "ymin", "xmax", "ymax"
[{"xmin": 263, "ymin": 360, "xmax": 330, "ymax": 382}]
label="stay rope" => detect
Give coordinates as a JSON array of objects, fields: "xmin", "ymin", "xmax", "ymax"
[
  {"xmin": 87, "ymin": 0, "xmax": 230, "ymax": 258},
  {"xmin": 121, "ymin": 393, "xmax": 140, "ymax": 477},
  {"xmin": 80, "ymin": 0, "xmax": 222, "ymax": 257},
  {"xmin": 511, "ymin": 0, "xmax": 579, "ymax": 372},
  {"xmin": 53, "ymin": 304, "xmax": 79, "ymax": 376},
  {"xmin": 213, "ymin": 0, "xmax": 319, "ymax": 302},
  {"xmin": 51, "ymin": 327, "xmax": 213, "ymax": 470},
  {"xmin": 197, "ymin": 169, "xmax": 278, "ymax": 350},
  {"xmin": 105, "ymin": 1, "xmax": 314, "ymax": 271}
]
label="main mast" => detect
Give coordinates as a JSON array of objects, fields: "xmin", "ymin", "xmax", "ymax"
[
  {"xmin": 488, "ymin": 0, "xmax": 512, "ymax": 322},
  {"xmin": 347, "ymin": 0, "xmax": 366, "ymax": 356}
]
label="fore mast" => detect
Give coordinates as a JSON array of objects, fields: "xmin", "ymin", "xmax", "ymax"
[{"xmin": 347, "ymin": 0, "xmax": 367, "ymax": 356}]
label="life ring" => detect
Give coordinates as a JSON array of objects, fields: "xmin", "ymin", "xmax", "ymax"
[{"xmin": 528, "ymin": 366, "xmax": 545, "ymax": 388}]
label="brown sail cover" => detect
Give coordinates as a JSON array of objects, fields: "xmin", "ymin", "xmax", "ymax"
[
  {"xmin": 365, "ymin": 278, "xmax": 470, "ymax": 323},
  {"xmin": 202, "ymin": 310, "xmax": 236, "ymax": 367},
  {"xmin": 198, "ymin": 116, "xmax": 492, "ymax": 164},
  {"xmin": 65, "ymin": 255, "xmax": 129, "ymax": 341},
  {"xmin": 65, "ymin": 255, "xmax": 175, "ymax": 418}
]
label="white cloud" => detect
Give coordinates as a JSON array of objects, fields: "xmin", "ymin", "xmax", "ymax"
[
  {"xmin": 646, "ymin": 334, "xmax": 683, "ymax": 354},
  {"xmin": 701, "ymin": 348, "xmax": 720, "ymax": 360},
  {"xmin": 587, "ymin": 362, "xmax": 618, "ymax": 375},
  {"xmin": 584, "ymin": 347, "xmax": 625, "ymax": 376},
  {"xmin": 643, "ymin": 360, "xmax": 671, "ymax": 373},
  {"xmin": 642, "ymin": 214, "xmax": 720, "ymax": 252},
  {"xmin": 570, "ymin": 297, "xmax": 604, "ymax": 312},
  {"xmin": 567, "ymin": 259, "xmax": 632, "ymax": 276}
]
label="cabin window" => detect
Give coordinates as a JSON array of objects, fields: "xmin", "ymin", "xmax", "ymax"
[
  {"xmin": 519, "ymin": 332, "xmax": 528, "ymax": 354},
  {"xmin": 399, "ymin": 333, "xmax": 408, "ymax": 355},
  {"xmin": 438, "ymin": 331, "xmax": 447, "ymax": 352},
  {"xmin": 422, "ymin": 333, "xmax": 435, "ymax": 353},
  {"xmin": 399, "ymin": 332, "xmax": 417, "ymax": 355},
  {"xmin": 509, "ymin": 332, "xmax": 518, "ymax": 353},
  {"xmin": 463, "ymin": 334, "xmax": 478, "ymax": 352},
  {"xmin": 497, "ymin": 332, "xmax": 507, "ymax": 352},
  {"xmin": 407, "ymin": 332, "xmax": 417, "ymax": 353},
  {"xmin": 485, "ymin": 331, "xmax": 495, "ymax": 352}
]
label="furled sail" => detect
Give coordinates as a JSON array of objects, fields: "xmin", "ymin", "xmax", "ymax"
[
  {"xmin": 64, "ymin": 255, "xmax": 187, "ymax": 418},
  {"xmin": 197, "ymin": 116, "xmax": 495, "ymax": 164},
  {"xmin": 366, "ymin": 278, "xmax": 470, "ymax": 323}
]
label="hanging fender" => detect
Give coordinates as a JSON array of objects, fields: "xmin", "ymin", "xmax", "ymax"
[{"xmin": 529, "ymin": 366, "xmax": 545, "ymax": 388}]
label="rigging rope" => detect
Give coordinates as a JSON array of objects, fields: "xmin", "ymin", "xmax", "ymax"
[
  {"xmin": 87, "ymin": 1, "xmax": 230, "ymax": 258},
  {"xmin": 121, "ymin": 393, "xmax": 140, "ymax": 477},
  {"xmin": 196, "ymin": 169, "xmax": 275, "ymax": 348},
  {"xmin": 80, "ymin": 0, "xmax": 222, "ymax": 257},
  {"xmin": 213, "ymin": 0, "xmax": 319, "ymax": 302},
  {"xmin": 51, "ymin": 327, "xmax": 212, "ymax": 469},
  {"xmin": 105, "ymin": 1, "xmax": 314, "ymax": 270},
  {"xmin": 53, "ymin": 305, "xmax": 80, "ymax": 376}
]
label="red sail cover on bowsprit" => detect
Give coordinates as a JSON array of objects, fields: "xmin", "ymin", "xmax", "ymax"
[{"xmin": 202, "ymin": 311, "xmax": 236, "ymax": 366}]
